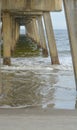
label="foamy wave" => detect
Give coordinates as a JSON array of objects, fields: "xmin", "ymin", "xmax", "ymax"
[
  {"xmin": 0, "ymin": 104, "xmax": 42, "ymax": 109},
  {"xmin": 1, "ymin": 65, "xmax": 73, "ymax": 73},
  {"xmin": 0, "ymin": 56, "xmax": 73, "ymax": 72},
  {"xmin": 0, "ymin": 104, "xmax": 30, "ymax": 109},
  {"xmin": 1, "ymin": 66, "xmax": 53, "ymax": 72},
  {"xmin": 52, "ymin": 65, "xmax": 73, "ymax": 71}
]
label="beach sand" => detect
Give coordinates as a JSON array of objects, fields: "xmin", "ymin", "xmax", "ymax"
[{"xmin": 0, "ymin": 108, "xmax": 77, "ymax": 130}]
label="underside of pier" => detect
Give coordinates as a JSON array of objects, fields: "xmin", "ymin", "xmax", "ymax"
[{"xmin": 0, "ymin": 0, "xmax": 62, "ymax": 65}]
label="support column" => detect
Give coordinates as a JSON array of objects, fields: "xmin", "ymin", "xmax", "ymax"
[
  {"xmin": 30, "ymin": 20, "xmax": 37, "ymax": 42},
  {"xmin": 26, "ymin": 20, "xmax": 41, "ymax": 49},
  {"xmin": 1, "ymin": 21, "xmax": 3, "ymax": 39},
  {"xmin": 37, "ymin": 16, "xmax": 48, "ymax": 56},
  {"xmin": 26, "ymin": 21, "xmax": 35, "ymax": 40},
  {"xmin": 32, "ymin": 18, "xmax": 41, "ymax": 48},
  {"xmin": 15, "ymin": 22, "xmax": 20, "ymax": 42},
  {"xmin": 11, "ymin": 17, "xmax": 16, "ymax": 52},
  {"xmin": 63, "ymin": 0, "xmax": 77, "ymax": 90},
  {"xmin": 43, "ymin": 12, "xmax": 59, "ymax": 64},
  {"xmin": 2, "ymin": 12, "xmax": 11, "ymax": 65}
]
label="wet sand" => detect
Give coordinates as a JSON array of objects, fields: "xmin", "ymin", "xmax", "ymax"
[{"xmin": 0, "ymin": 108, "xmax": 77, "ymax": 130}]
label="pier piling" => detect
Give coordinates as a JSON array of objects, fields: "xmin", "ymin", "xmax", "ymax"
[
  {"xmin": 2, "ymin": 12, "xmax": 11, "ymax": 65},
  {"xmin": 32, "ymin": 18, "xmax": 41, "ymax": 48},
  {"xmin": 15, "ymin": 22, "xmax": 20, "ymax": 43},
  {"xmin": 43, "ymin": 12, "xmax": 59, "ymax": 64},
  {"xmin": 11, "ymin": 17, "xmax": 16, "ymax": 52},
  {"xmin": 37, "ymin": 16, "xmax": 48, "ymax": 57},
  {"xmin": 63, "ymin": 0, "xmax": 77, "ymax": 90}
]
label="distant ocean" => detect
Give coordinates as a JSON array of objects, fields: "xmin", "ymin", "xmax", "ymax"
[{"xmin": 0, "ymin": 30, "xmax": 77, "ymax": 110}]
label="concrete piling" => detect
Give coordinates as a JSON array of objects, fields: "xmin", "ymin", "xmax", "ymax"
[
  {"xmin": 26, "ymin": 21, "xmax": 35, "ymax": 40},
  {"xmin": 63, "ymin": 0, "xmax": 77, "ymax": 90},
  {"xmin": 11, "ymin": 17, "xmax": 16, "ymax": 52},
  {"xmin": 32, "ymin": 18, "xmax": 41, "ymax": 48},
  {"xmin": 2, "ymin": 12, "xmax": 11, "ymax": 65},
  {"xmin": 26, "ymin": 19, "xmax": 41, "ymax": 48},
  {"xmin": 15, "ymin": 22, "xmax": 20, "ymax": 43},
  {"xmin": 37, "ymin": 16, "xmax": 48, "ymax": 57},
  {"xmin": 43, "ymin": 12, "xmax": 59, "ymax": 64}
]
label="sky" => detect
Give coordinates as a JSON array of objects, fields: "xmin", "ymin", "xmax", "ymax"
[{"xmin": 51, "ymin": 7, "xmax": 67, "ymax": 30}]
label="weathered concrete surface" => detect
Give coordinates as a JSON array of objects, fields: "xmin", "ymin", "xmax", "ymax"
[
  {"xmin": 37, "ymin": 16, "xmax": 48, "ymax": 56},
  {"xmin": 26, "ymin": 21, "xmax": 35, "ymax": 41},
  {"xmin": 2, "ymin": 12, "xmax": 11, "ymax": 65},
  {"xmin": 2, "ymin": 0, "xmax": 26, "ymax": 10},
  {"xmin": 15, "ymin": 22, "xmax": 20, "ymax": 42},
  {"xmin": 31, "ymin": 19, "xmax": 39, "ymax": 42},
  {"xmin": 31, "ymin": 0, "xmax": 62, "ymax": 11},
  {"xmin": 1, "ymin": 0, "xmax": 62, "ymax": 11},
  {"xmin": 11, "ymin": 17, "xmax": 16, "ymax": 52},
  {"xmin": 26, "ymin": 20, "xmax": 41, "ymax": 48},
  {"xmin": 43, "ymin": 12, "xmax": 59, "ymax": 64},
  {"xmin": 32, "ymin": 18, "xmax": 41, "ymax": 47},
  {"xmin": 0, "ymin": 108, "xmax": 77, "ymax": 130},
  {"xmin": 63, "ymin": 0, "xmax": 77, "ymax": 90}
]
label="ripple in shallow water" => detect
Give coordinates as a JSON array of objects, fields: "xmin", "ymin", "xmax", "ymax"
[{"xmin": 0, "ymin": 57, "xmax": 76, "ymax": 110}]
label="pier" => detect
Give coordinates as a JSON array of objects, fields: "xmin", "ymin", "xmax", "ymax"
[
  {"xmin": 0, "ymin": 1, "xmax": 77, "ymax": 130},
  {"xmin": 0, "ymin": 0, "xmax": 77, "ymax": 90},
  {"xmin": 1, "ymin": 0, "xmax": 62, "ymax": 65}
]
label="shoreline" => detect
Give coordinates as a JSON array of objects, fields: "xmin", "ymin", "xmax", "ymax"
[{"xmin": 0, "ymin": 108, "xmax": 77, "ymax": 116}]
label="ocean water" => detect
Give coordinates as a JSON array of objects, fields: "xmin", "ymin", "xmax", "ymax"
[{"xmin": 0, "ymin": 30, "xmax": 77, "ymax": 110}]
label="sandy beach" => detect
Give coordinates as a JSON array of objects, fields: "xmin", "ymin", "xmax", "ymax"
[{"xmin": 0, "ymin": 108, "xmax": 77, "ymax": 130}]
